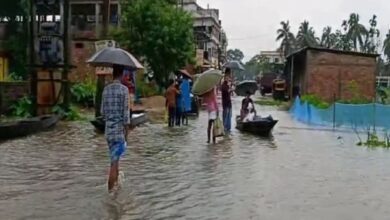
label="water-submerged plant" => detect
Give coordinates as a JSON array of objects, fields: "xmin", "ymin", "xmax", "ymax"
[{"xmin": 356, "ymin": 127, "xmax": 390, "ymax": 148}]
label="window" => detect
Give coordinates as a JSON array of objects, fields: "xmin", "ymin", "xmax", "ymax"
[
  {"xmin": 75, "ymin": 42, "xmax": 84, "ymax": 49},
  {"xmin": 274, "ymin": 58, "xmax": 280, "ymax": 63}
]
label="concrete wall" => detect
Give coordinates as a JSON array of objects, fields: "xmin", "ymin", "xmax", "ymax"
[
  {"xmin": 305, "ymin": 50, "xmax": 377, "ymax": 102},
  {"xmin": 0, "ymin": 81, "xmax": 29, "ymax": 115}
]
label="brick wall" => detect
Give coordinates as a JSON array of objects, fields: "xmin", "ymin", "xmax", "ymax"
[
  {"xmin": 0, "ymin": 82, "xmax": 29, "ymax": 114},
  {"xmin": 70, "ymin": 40, "xmax": 96, "ymax": 82},
  {"xmin": 305, "ymin": 50, "xmax": 376, "ymax": 102}
]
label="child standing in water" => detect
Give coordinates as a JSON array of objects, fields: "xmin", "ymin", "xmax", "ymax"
[{"xmin": 203, "ymin": 88, "xmax": 219, "ymax": 144}]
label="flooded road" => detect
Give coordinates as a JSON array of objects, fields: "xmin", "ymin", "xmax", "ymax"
[{"xmin": 2, "ymin": 98, "xmax": 390, "ymax": 219}]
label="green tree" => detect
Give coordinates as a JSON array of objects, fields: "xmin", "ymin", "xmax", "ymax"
[
  {"xmin": 362, "ymin": 15, "xmax": 380, "ymax": 54},
  {"xmin": 245, "ymin": 54, "xmax": 284, "ymax": 76},
  {"xmin": 0, "ymin": 0, "xmax": 29, "ymax": 78},
  {"xmin": 226, "ymin": 48, "xmax": 244, "ymax": 62},
  {"xmin": 276, "ymin": 21, "xmax": 296, "ymax": 57},
  {"xmin": 345, "ymin": 13, "xmax": 367, "ymax": 51},
  {"xmin": 384, "ymin": 30, "xmax": 390, "ymax": 62},
  {"xmin": 115, "ymin": 0, "xmax": 195, "ymax": 86},
  {"xmin": 296, "ymin": 20, "xmax": 318, "ymax": 48},
  {"xmin": 320, "ymin": 26, "xmax": 337, "ymax": 49}
]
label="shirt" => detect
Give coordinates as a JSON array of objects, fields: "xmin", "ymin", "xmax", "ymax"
[
  {"xmin": 101, "ymin": 80, "xmax": 130, "ymax": 142},
  {"xmin": 203, "ymin": 89, "xmax": 218, "ymax": 112},
  {"xmin": 221, "ymin": 81, "xmax": 232, "ymax": 108},
  {"xmin": 121, "ymin": 74, "xmax": 135, "ymax": 94},
  {"xmin": 242, "ymin": 97, "xmax": 254, "ymax": 110},
  {"xmin": 165, "ymin": 85, "xmax": 180, "ymax": 108},
  {"xmin": 180, "ymin": 79, "xmax": 192, "ymax": 112}
]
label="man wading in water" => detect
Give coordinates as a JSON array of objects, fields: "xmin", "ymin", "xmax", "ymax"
[{"xmin": 101, "ymin": 64, "xmax": 130, "ymax": 193}]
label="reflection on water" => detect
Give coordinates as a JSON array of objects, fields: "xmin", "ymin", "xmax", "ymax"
[{"xmin": 2, "ymin": 100, "xmax": 390, "ymax": 219}]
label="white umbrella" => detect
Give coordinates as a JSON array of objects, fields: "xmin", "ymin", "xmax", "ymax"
[
  {"xmin": 192, "ymin": 69, "xmax": 223, "ymax": 96},
  {"xmin": 87, "ymin": 47, "xmax": 144, "ymax": 69}
]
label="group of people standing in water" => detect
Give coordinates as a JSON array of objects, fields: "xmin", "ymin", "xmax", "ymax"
[{"xmin": 165, "ymin": 71, "xmax": 192, "ymax": 127}]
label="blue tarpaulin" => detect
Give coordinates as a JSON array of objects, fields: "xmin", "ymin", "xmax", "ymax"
[{"xmin": 290, "ymin": 97, "xmax": 390, "ymax": 129}]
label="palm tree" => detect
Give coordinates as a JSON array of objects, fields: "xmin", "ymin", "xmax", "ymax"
[
  {"xmin": 296, "ymin": 20, "xmax": 318, "ymax": 48},
  {"xmin": 276, "ymin": 21, "xmax": 296, "ymax": 57},
  {"xmin": 383, "ymin": 30, "xmax": 390, "ymax": 61},
  {"xmin": 320, "ymin": 26, "xmax": 338, "ymax": 48},
  {"xmin": 346, "ymin": 13, "xmax": 367, "ymax": 51},
  {"xmin": 362, "ymin": 15, "xmax": 380, "ymax": 53}
]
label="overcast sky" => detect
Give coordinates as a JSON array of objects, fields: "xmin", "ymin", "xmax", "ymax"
[{"xmin": 198, "ymin": 0, "xmax": 390, "ymax": 61}]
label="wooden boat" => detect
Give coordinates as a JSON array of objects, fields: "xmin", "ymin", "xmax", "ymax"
[
  {"xmin": 0, "ymin": 114, "xmax": 61, "ymax": 140},
  {"xmin": 91, "ymin": 110, "xmax": 147, "ymax": 133},
  {"xmin": 236, "ymin": 115, "xmax": 278, "ymax": 136}
]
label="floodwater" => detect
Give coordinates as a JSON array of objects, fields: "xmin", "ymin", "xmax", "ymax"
[{"xmin": 2, "ymin": 98, "xmax": 390, "ymax": 220}]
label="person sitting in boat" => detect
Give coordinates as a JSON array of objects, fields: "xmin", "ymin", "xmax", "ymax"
[
  {"xmin": 243, "ymin": 102, "xmax": 256, "ymax": 122},
  {"xmin": 241, "ymin": 91, "xmax": 256, "ymax": 121}
]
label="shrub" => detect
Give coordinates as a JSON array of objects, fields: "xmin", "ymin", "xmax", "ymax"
[
  {"xmin": 6, "ymin": 72, "xmax": 24, "ymax": 81},
  {"xmin": 136, "ymin": 79, "xmax": 160, "ymax": 97},
  {"xmin": 70, "ymin": 77, "xmax": 96, "ymax": 107},
  {"xmin": 10, "ymin": 96, "xmax": 33, "ymax": 117},
  {"xmin": 300, "ymin": 94, "xmax": 330, "ymax": 109}
]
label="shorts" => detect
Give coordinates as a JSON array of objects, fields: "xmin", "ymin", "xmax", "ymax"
[
  {"xmin": 108, "ymin": 140, "xmax": 126, "ymax": 164},
  {"xmin": 208, "ymin": 111, "xmax": 217, "ymax": 120}
]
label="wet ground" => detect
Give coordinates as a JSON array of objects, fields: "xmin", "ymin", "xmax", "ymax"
[{"xmin": 2, "ymin": 98, "xmax": 390, "ymax": 220}]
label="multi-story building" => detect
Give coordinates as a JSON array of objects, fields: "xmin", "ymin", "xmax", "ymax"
[
  {"xmin": 182, "ymin": 0, "xmax": 226, "ymax": 69},
  {"xmin": 69, "ymin": 0, "xmax": 122, "ymax": 80},
  {"xmin": 260, "ymin": 50, "xmax": 285, "ymax": 64}
]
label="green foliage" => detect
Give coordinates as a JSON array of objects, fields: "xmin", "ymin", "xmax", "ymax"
[
  {"xmin": 115, "ymin": 0, "xmax": 195, "ymax": 86},
  {"xmin": 5, "ymin": 34, "xmax": 28, "ymax": 79},
  {"xmin": 0, "ymin": 0, "xmax": 29, "ymax": 79},
  {"xmin": 227, "ymin": 49, "xmax": 244, "ymax": 62},
  {"xmin": 357, "ymin": 129, "xmax": 390, "ymax": 148},
  {"xmin": 377, "ymin": 87, "xmax": 390, "ymax": 104},
  {"xmin": 276, "ymin": 21, "xmax": 295, "ymax": 57},
  {"xmin": 52, "ymin": 105, "xmax": 82, "ymax": 121},
  {"xmin": 300, "ymin": 94, "xmax": 330, "ymax": 109},
  {"xmin": 70, "ymin": 77, "xmax": 96, "ymax": 107},
  {"xmin": 276, "ymin": 21, "xmax": 296, "ymax": 57},
  {"xmin": 296, "ymin": 20, "xmax": 318, "ymax": 48},
  {"xmin": 245, "ymin": 54, "xmax": 284, "ymax": 78},
  {"xmin": 255, "ymin": 99, "xmax": 282, "ymax": 106},
  {"xmin": 278, "ymin": 13, "xmax": 384, "ymax": 55},
  {"xmin": 10, "ymin": 96, "xmax": 32, "ymax": 117},
  {"xmin": 384, "ymin": 30, "xmax": 390, "ymax": 62},
  {"xmin": 136, "ymin": 79, "xmax": 160, "ymax": 97},
  {"xmin": 6, "ymin": 72, "xmax": 24, "ymax": 81}
]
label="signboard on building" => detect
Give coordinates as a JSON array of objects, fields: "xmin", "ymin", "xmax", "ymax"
[
  {"xmin": 196, "ymin": 49, "xmax": 204, "ymax": 66},
  {"xmin": 94, "ymin": 40, "xmax": 117, "ymax": 75}
]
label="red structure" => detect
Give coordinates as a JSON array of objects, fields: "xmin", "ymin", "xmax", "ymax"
[{"xmin": 286, "ymin": 47, "xmax": 379, "ymax": 102}]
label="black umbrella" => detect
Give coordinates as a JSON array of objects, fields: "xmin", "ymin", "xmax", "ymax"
[
  {"xmin": 223, "ymin": 61, "xmax": 245, "ymax": 71},
  {"xmin": 87, "ymin": 47, "xmax": 144, "ymax": 69},
  {"xmin": 235, "ymin": 80, "xmax": 258, "ymax": 96}
]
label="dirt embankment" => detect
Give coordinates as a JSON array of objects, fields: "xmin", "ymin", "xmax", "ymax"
[{"xmin": 137, "ymin": 96, "xmax": 166, "ymax": 123}]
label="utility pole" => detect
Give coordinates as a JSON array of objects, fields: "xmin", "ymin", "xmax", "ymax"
[
  {"xmin": 95, "ymin": 0, "xmax": 111, "ymax": 117},
  {"xmin": 29, "ymin": 0, "xmax": 73, "ymax": 115},
  {"xmin": 29, "ymin": 0, "xmax": 37, "ymax": 116},
  {"xmin": 62, "ymin": 0, "xmax": 70, "ymax": 109}
]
